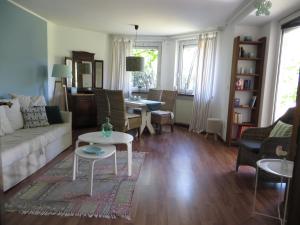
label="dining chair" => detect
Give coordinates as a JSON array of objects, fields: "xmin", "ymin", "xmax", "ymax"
[
  {"xmin": 106, "ymin": 90, "xmax": 142, "ymax": 137},
  {"xmin": 151, "ymin": 90, "xmax": 177, "ymax": 134},
  {"xmin": 94, "ymin": 89, "xmax": 110, "ymax": 129},
  {"xmin": 147, "ymin": 89, "xmax": 163, "ymax": 101}
]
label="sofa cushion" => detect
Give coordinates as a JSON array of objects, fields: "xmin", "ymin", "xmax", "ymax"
[
  {"xmin": 0, "ymin": 106, "xmax": 14, "ymax": 136},
  {"xmin": 21, "ymin": 106, "xmax": 49, "ymax": 128},
  {"xmin": 9, "ymin": 94, "xmax": 46, "ymax": 108},
  {"xmin": 238, "ymin": 139, "xmax": 263, "ymax": 153},
  {"xmin": 0, "ymin": 98, "xmax": 24, "ymax": 130},
  {"xmin": 0, "ymin": 123, "xmax": 70, "ymax": 167},
  {"xmin": 45, "ymin": 106, "xmax": 63, "ymax": 124}
]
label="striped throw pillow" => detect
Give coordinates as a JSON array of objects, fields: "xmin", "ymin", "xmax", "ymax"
[{"xmin": 269, "ymin": 120, "xmax": 293, "ymax": 138}]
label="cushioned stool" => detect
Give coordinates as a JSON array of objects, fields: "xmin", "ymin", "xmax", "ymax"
[{"xmin": 205, "ymin": 118, "xmax": 222, "ymax": 141}]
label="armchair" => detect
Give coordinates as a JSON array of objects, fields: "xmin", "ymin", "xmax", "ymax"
[{"xmin": 236, "ymin": 107, "xmax": 295, "ymax": 177}]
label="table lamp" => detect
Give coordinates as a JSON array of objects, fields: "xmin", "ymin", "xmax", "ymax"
[{"xmin": 52, "ymin": 64, "xmax": 72, "ymax": 111}]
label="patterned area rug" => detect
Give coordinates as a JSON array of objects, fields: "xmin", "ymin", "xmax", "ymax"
[{"xmin": 6, "ymin": 151, "xmax": 145, "ymax": 219}]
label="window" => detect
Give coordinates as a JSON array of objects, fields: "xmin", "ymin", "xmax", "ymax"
[
  {"xmin": 176, "ymin": 40, "xmax": 198, "ymax": 95},
  {"xmin": 274, "ymin": 26, "xmax": 300, "ymax": 120},
  {"xmin": 131, "ymin": 46, "xmax": 160, "ymax": 90}
]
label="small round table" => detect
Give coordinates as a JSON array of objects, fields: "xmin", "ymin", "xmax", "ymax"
[
  {"xmin": 74, "ymin": 131, "xmax": 134, "ymax": 176},
  {"xmin": 73, "ymin": 145, "xmax": 117, "ymax": 196},
  {"xmin": 253, "ymin": 159, "xmax": 294, "ymax": 225}
]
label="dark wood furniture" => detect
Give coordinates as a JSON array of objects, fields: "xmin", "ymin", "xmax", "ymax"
[
  {"xmin": 94, "ymin": 89, "xmax": 110, "ymax": 129},
  {"xmin": 226, "ymin": 36, "xmax": 266, "ymax": 145},
  {"xmin": 68, "ymin": 94, "xmax": 96, "ymax": 128}
]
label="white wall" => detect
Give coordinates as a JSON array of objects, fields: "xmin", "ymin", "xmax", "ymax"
[
  {"xmin": 258, "ymin": 21, "xmax": 281, "ymax": 127},
  {"xmin": 47, "ymin": 22, "xmax": 111, "ymax": 100}
]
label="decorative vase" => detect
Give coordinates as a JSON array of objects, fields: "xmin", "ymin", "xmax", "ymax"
[{"xmin": 101, "ymin": 117, "xmax": 113, "ymax": 137}]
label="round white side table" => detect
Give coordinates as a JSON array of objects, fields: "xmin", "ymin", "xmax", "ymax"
[
  {"xmin": 73, "ymin": 144, "xmax": 117, "ymax": 196},
  {"xmin": 253, "ymin": 159, "xmax": 294, "ymax": 225},
  {"xmin": 75, "ymin": 131, "xmax": 133, "ymax": 176}
]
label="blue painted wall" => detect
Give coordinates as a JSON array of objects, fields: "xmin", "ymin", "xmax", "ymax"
[{"xmin": 0, "ymin": 0, "xmax": 48, "ymax": 99}]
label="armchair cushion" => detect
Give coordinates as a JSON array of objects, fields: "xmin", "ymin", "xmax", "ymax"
[{"xmin": 269, "ymin": 120, "xmax": 293, "ymax": 138}]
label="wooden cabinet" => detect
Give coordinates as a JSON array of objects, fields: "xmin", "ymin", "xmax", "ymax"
[
  {"xmin": 68, "ymin": 94, "xmax": 97, "ymax": 128},
  {"xmin": 226, "ymin": 36, "xmax": 266, "ymax": 145}
]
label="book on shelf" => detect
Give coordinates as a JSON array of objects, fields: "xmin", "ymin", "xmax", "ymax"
[
  {"xmin": 249, "ymin": 96, "xmax": 257, "ymax": 108},
  {"xmin": 235, "ymin": 78, "xmax": 244, "ymax": 90}
]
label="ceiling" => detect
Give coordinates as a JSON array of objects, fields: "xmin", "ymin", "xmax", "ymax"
[
  {"xmin": 240, "ymin": 0, "xmax": 300, "ymax": 26},
  {"xmin": 12, "ymin": 0, "xmax": 245, "ymax": 35}
]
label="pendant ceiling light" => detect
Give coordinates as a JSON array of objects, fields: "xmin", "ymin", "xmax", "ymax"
[
  {"xmin": 255, "ymin": 0, "xmax": 272, "ymax": 16},
  {"xmin": 126, "ymin": 25, "xmax": 144, "ymax": 72}
]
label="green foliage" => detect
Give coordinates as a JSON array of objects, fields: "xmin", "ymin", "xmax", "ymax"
[{"xmin": 132, "ymin": 48, "xmax": 158, "ymax": 89}]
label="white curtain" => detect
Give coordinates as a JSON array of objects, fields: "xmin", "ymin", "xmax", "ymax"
[
  {"xmin": 111, "ymin": 39, "xmax": 132, "ymax": 96},
  {"xmin": 189, "ymin": 32, "xmax": 217, "ymax": 133}
]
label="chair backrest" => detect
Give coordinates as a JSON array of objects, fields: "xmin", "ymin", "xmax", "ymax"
[
  {"xmin": 275, "ymin": 107, "xmax": 296, "ymax": 125},
  {"xmin": 94, "ymin": 89, "xmax": 110, "ymax": 128},
  {"xmin": 106, "ymin": 90, "xmax": 126, "ymax": 132},
  {"xmin": 147, "ymin": 89, "xmax": 162, "ymax": 101},
  {"xmin": 160, "ymin": 90, "xmax": 177, "ymax": 112}
]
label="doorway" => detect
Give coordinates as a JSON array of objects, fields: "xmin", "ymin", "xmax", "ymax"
[{"xmin": 274, "ymin": 27, "xmax": 300, "ymax": 120}]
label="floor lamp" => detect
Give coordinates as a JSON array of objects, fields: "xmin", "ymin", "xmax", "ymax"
[{"xmin": 52, "ymin": 64, "xmax": 72, "ymax": 111}]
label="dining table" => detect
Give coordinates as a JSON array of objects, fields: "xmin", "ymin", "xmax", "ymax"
[{"xmin": 125, "ymin": 98, "xmax": 164, "ymax": 135}]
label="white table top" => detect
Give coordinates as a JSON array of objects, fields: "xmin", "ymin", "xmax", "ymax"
[
  {"xmin": 78, "ymin": 131, "xmax": 133, "ymax": 145},
  {"xmin": 257, "ymin": 159, "xmax": 294, "ymax": 178},
  {"xmin": 75, "ymin": 145, "xmax": 116, "ymax": 160},
  {"xmin": 125, "ymin": 98, "xmax": 164, "ymax": 107}
]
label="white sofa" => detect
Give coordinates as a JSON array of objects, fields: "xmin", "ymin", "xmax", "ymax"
[{"xmin": 0, "ymin": 111, "xmax": 72, "ymax": 191}]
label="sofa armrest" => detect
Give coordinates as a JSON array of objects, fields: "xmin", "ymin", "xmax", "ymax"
[
  {"xmin": 259, "ymin": 137, "xmax": 291, "ymax": 158},
  {"xmin": 241, "ymin": 126, "xmax": 273, "ymax": 141},
  {"xmin": 60, "ymin": 111, "xmax": 72, "ymax": 124}
]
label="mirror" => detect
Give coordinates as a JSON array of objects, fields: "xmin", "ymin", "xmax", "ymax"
[
  {"xmin": 95, "ymin": 60, "xmax": 104, "ymax": 88},
  {"xmin": 64, "ymin": 51, "xmax": 104, "ymax": 91}
]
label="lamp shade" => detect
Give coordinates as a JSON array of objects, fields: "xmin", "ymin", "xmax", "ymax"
[
  {"xmin": 52, "ymin": 64, "xmax": 72, "ymax": 78},
  {"xmin": 126, "ymin": 56, "xmax": 144, "ymax": 72}
]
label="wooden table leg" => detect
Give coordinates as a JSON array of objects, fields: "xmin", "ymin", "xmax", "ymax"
[{"xmin": 146, "ymin": 111, "xmax": 155, "ymax": 135}]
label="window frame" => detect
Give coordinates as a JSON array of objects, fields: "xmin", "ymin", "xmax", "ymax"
[
  {"xmin": 131, "ymin": 41, "xmax": 162, "ymax": 91},
  {"xmin": 176, "ymin": 39, "xmax": 198, "ymax": 95}
]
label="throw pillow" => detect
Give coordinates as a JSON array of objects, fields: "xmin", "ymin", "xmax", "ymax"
[
  {"xmin": 9, "ymin": 94, "xmax": 46, "ymax": 108},
  {"xmin": 45, "ymin": 106, "xmax": 63, "ymax": 124},
  {"xmin": 0, "ymin": 98, "xmax": 24, "ymax": 130},
  {"xmin": 21, "ymin": 106, "xmax": 49, "ymax": 128},
  {"xmin": 0, "ymin": 106, "xmax": 15, "ymax": 136},
  {"xmin": 269, "ymin": 120, "xmax": 293, "ymax": 138}
]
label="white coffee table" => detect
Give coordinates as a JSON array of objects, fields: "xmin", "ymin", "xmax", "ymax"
[
  {"xmin": 73, "ymin": 145, "xmax": 117, "ymax": 196},
  {"xmin": 75, "ymin": 131, "xmax": 134, "ymax": 176},
  {"xmin": 253, "ymin": 159, "xmax": 294, "ymax": 225}
]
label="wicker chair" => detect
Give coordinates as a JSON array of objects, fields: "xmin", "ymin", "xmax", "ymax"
[
  {"xmin": 151, "ymin": 90, "xmax": 177, "ymax": 134},
  {"xmin": 147, "ymin": 89, "xmax": 163, "ymax": 101},
  {"xmin": 106, "ymin": 90, "xmax": 142, "ymax": 136},
  {"xmin": 94, "ymin": 89, "xmax": 110, "ymax": 129},
  {"xmin": 236, "ymin": 107, "xmax": 295, "ymax": 179}
]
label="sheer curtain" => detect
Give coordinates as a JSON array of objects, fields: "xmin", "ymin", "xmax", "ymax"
[
  {"xmin": 111, "ymin": 39, "xmax": 132, "ymax": 96},
  {"xmin": 189, "ymin": 32, "xmax": 217, "ymax": 133}
]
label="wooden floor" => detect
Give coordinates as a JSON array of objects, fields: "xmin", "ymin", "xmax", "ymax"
[{"xmin": 4, "ymin": 126, "xmax": 281, "ymax": 225}]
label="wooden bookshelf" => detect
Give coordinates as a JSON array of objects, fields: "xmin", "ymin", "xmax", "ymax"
[{"xmin": 226, "ymin": 36, "xmax": 266, "ymax": 146}]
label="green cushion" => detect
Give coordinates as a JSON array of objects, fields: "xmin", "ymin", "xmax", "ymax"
[
  {"xmin": 45, "ymin": 106, "xmax": 63, "ymax": 124},
  {"xmin": 269, "ymin": 120, "xmax": 293, "ymax": 138}
]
